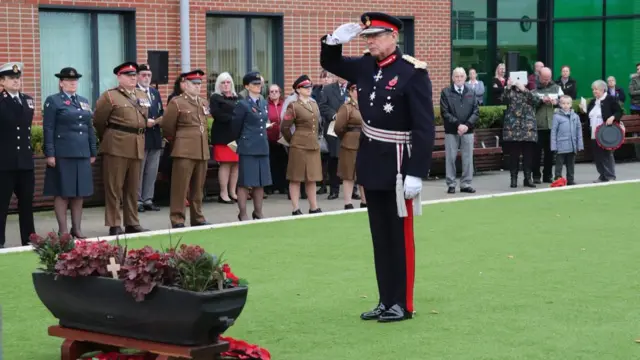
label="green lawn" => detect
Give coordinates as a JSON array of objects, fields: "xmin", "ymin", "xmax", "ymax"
[{"xmin": 2, "ymin": 184, "xmax": 640, "ymax": 359}]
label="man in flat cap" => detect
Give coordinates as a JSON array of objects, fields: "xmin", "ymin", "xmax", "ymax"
[
  {"xmin": 93, "ymin": 61, "xmax": 150, "ymax": 236},
  {"xmin": 320, "ymin": 12, "xmax": 435, "ymax": 322},
  {"xmin": 0, "ymin": 62, "xmax": 36, "ymax": 248},
  {"xmin": 161, "ymin": 69, "xmax": 211, "ymax": 228}
]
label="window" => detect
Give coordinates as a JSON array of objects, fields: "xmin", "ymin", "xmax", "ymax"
[
  {"xmin": 397, "ymin": 18, "xmax": 415, "ymax": 56},
  {"xmin": 554, "ymin": 0, "xmax": 602, "ymax": 18},
  {"xmin": 605, "ymin": 19, "xmax": 640, "ymax": 111},
  {"xmin": 206, "ymin": 15, "xmax": 283, "ymax": 97},
  {"xmin": 606, "ymin": 0, "xmax": 640, "ymax": 16},
  {"xmin": 38, "ymin": 9, "xmax": 135, "ymax": 105}
]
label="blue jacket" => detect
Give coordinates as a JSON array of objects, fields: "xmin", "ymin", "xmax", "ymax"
[
  {"xmin": 138, "ymin": 85, "xmax": 164, "ymax": 150},
  {"xmin": 43, "ymin": 92, "xmax": 97, "ymax": 158},
  {"xmin": 551, "ymin": 109, "xmax": 584, "ymax": 154},
  {"xmin": 231, "ymin": 97, "xmax": 270, "ymax": 156}
]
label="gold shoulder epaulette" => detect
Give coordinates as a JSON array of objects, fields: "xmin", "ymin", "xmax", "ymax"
[{"xmin": 402, "ymin": 54, "xmax": 427, "ymax": 70}]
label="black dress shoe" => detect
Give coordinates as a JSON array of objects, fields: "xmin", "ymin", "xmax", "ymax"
[
  {"xmin": 447, "ymin": 187, "xmax": 456, "ymax": 194},
  {"xmin": 378, "ymin": 304, "xmax": 412, "ymax": 323},
  {"xmin": 533, "ymin": 178, "xmax": 542, "ymax": 184},
  {"xmin": 173, "ymin": 223, "xmax": 185, "ymax": 228},
  {"xmin": 360, "ymin": 303, "xmax": 386, "ymax": 320},
  {"xmin": 344, "ymin": 204, "xmax": 354, "ymax": 210},
  {"xmin": 523, "ymin": 180, "xmax": 537, "ymax": 188},
  {"xmin": 252, "ymin": 211, "xmax": 262, "ymax": 220},
  {"xmin": 460, "ymin": 187, "xmax": 476, "ymax": 193},
  {"xmin": 218, "ymin": 196, "xmax": 234, "ymax": 204},
  {"xmin": 510, "ymin": 177, "xmax": 517, "ymax": 188},
  {"xmin": 137, "ymin": 204, "xmax": 145, "ymax": 212},
  {"xmin": 351, "ymin": 193, "xmax": 361, "ymax": 200},
  {"xmin": 309, "ymin": 208, "xmax": 322, "ymax": 214},
  {"xmin": 327, "ymin": 193, "xmax": 339, "ymax": 200},
  {"xmin": 125, "ymin": 225, "xmax": 149, "ymax": 234},
  {"xmin": 143, "ymin": 203, "xmax": 160, "ymax": 211},
  {"xmin": 316, "ymin": 187, "xmax": 327, "ymax": 195},
  {"xmin": 360, "ymin": 203, "xmax": 367, "ymax": 208},
  {"xmin": 292, "ymin": 209, "xmax": 303, "ymax": 216},
  {"xmin": 191, "ymin": 221, "xmax": 211, "ymax": 226},
  {"xmin": 109, "ymin": 227, "xmax": 124, "ymax": 236}
]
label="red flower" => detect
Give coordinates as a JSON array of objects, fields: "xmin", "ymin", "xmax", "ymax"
[{"xmin": 64, "ymin": 100, "xmax": 71, "ymax": 105}]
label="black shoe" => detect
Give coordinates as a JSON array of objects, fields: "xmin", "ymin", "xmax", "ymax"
[
  {"xmin": 533, "ymin": 178, "xmax": 542, "ymax": 184},
  {"xmin": 567, "ymin": 181, "xmax": 576, "ymax": 186},
  {"xmin": 360, "ymin": 303, "xmax": 386, "ymax": 320},
  {"xmin": 252, "ymin": 211, "xmax": 262, "ymax": 220},
  {"xmin": 125, "ymin": 225, "xmax": 149, "ymax": 234},
  {"xmin": 360, "ymin": 203, "xmax": 367, "ymax": 208},
  {"xmin": 137, "ymin": 204, "xmax": 145, "ymax": 212},
  {"xmin": 292, "ymin": 209, "xmax": 303, "ymax": 216},
  {"xmin": 309, "ymin": 208, "xmax": 322, "ymax": 214},
  {"xmin": 510, "ymin": 177, "xmax": 517, "ymax": 188},
  {"xmin": 378, "ymin": 304, "xmax": 413, "ymax": 323},
  {"xmin": 351, "ymin": 193, "xmax": 361, "ymax": 200},
  {"xmin": 316, "ymin": 187, "xmax": 327, "ymax": 195},
  {"xmin": 447, "ymin": 187, "xmax": 456, "ymax": 194},
  {"xmin": 344, "ymin": 204, "xmax": 354, "ymax": 210},
  {"xmin": 172, "ymin": 223, "xmax": 185, "ymax": 229},
  {"xmin": 327, "ymin": 193, "xmax": 339, "ymax": 200},
  {"xmin": 143, "ymin": 203, "xmax": 160, "ymax": 211},
  {"xmin": 108, "ymin": 226, "xmax": 124, "ymax": 236},
  {"xmin": 218, "ymin": 196, "xmax": 234, "ymax": 204},
  {"xmin": 523, "ymin": 180, "xmax": 537, "ymax": 188},
  {"xmin": 460, "ymin": 187, "xmax": 476, "ymax": 193},
  {"xmin": 191, "ymin": 221, "xmax": 211, "ymax": 227}
]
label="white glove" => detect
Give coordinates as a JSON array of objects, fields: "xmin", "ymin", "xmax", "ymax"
[
  {"xmin": 404, "ymin": 175, "xmax": 422, "ymax": 199},
  {"xmin": 326, "ymin": 23, "xmax": 362, "ymax": 45}
]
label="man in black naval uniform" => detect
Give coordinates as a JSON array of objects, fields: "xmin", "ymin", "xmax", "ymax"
[
  {"xmin": 0, "ymin": 62, "xmax": 36, "ymax": 248},
  {"xmin": 320, "ymin": 13, "xmax": 435, "ymax": 322}
]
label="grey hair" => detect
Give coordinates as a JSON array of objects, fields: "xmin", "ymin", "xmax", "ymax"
[
  {"xmin": 591, "ymin": 79, "xmax": 607, "ymax": 92},
  {"xmin": 452, "ymin": 67, "xmax": 466, "ymax": 77},
  {"xmin": 214, "ymin": 72, "xmax": 237, "ymax": 96}
]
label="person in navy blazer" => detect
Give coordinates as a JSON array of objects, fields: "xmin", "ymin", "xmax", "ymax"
[
  {"xmin": 231, "ymin": 71, "xmax": 272, "ymax": 221},
  {"xmin": 42, "ymin": 67, "xmax": 97, "ymax": 238}
]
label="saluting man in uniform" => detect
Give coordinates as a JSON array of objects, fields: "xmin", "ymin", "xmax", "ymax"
[
  {"xmin": 93, "ymin": 62, "xmax": 150, "ymax": 236},
  {"xmin": 0, "ymin": 62, "xmax": 36, "ymax": 248},
  {"xmin": 320, "ymin": 13, "xmax": 435, "ymax": 322},
  {"xmin": 161, "ymin": 69, "xmax": 212, "ymax": 228}
]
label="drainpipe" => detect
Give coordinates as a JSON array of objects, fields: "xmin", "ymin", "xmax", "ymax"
[{"xmin": 180, "ymin": 0, "xmax": 190, "ymax": 72}]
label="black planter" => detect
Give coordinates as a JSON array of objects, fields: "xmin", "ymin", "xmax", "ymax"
[{"xmin": 32, "ymin": 271, "xmax": 248, "ymax": 346}]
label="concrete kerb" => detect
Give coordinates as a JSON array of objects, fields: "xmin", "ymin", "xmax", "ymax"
[{"xmin": 1, "ymin": 178, "xmax": 638, "ymax": 256}]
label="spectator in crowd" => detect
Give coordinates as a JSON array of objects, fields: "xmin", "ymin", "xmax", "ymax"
[
  {"xmin": 630, "ymin": 63, "xmax": 640, "ymax": 115},
  {"xmin": 334, "ymin": 81, "xmax": 366, "ymax": 209},
  {"xmin": 42, "ymin": 67, "xmax": 96, "ymax": 238},
  {"xmin": 551, "ymin": 95, "xmax": 584, "ymax": 185},
  {"xmin": 319, "ymin": 76, "xmax": 348, "ymax": 200},
  {"xmin": 527, "ymin": 61, "xmax": 544, "ymax": 90},
  {"xmin": 167, "ymin": 75, "xmax": 185, "ymax": 103},
  {"xmin": 231, "ymin": 71, "xmax": 272, "ymax": 220},
  {"xmin": 161, "ymin": 75, "xmax": 187, "ymax": 205},
  {"xmin": 466, "ymin": 68, "xmax": 485, "ymax": 105},
  {"xmin": 265, "ymin": 83, "xmax": 288, "ymax": 195},
  {"xmin": 606, "ymin": 76, "xmax": 626, "ymax": 107},
  {"xmin": 136, "ymin": 64, "xmax": 163, "ymax": 213},
  {"xmin": 556, "ymin": 65, "xmax": 577, "ymax": 99},
  {"xmin": 501, "ymin": 78, "xmax": 540, "ymax": 188},
  {"xmin": 313, "ymin": 70, "xmax": 331, "ymax": 196},
  {"xmin": 532, "ymin": 67, "xmax": 564, "ymax": 184},
  {"xmin": 210, "ymin": 72, "xmax": 240, "ymax": 204},
  {"xmin": 490, "ymin": 63, "xmax": 506, "ymax": 105},
  {"xmin": 583, "ymin": 79, "xmax": 622, "ymax": 182},
  {"xmin": 440, "ymin": 67, "xmax": 479, "ymax": 194},
  {"xmin": 281, "ymin": 75, "xmax": 323, "ymax": 215}
]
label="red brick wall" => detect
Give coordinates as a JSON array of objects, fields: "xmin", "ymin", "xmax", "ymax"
[{"xmin": 1, "ymin": 0, "xmax": 451, "ymax": 125}]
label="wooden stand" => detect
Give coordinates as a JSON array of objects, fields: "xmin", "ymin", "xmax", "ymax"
[{"xmin": 48, "ymin": 325, "xmax": 229, "ymax": 360}]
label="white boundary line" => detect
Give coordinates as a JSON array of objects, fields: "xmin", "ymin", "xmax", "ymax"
[{"xmin": 1, "ymin": 178, "xmax": 638, "ymax": 256}]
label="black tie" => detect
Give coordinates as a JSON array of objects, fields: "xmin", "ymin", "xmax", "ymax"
[{"xmin": 71, "ymin": 95, "xmax": 78, "ymax": 106}]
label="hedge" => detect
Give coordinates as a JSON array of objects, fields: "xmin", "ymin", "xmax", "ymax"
[{"xmin": 29, "ymin": 101, "xmax": 586, "ymax": 156}]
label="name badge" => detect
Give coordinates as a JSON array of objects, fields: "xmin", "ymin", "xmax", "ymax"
[
  {"xmin": 80, "ymin": 102, "xmax": 91, "ymax": 111},
  {"xmin": 202, "ymin": 105, "xmax": 210, "ymax": 115},
  {"xmin": 138, "ymin": 98, "xmax": 151, "ymax": 107},
  {"xmin": 26, "ymin": 99, "xmax": 34, "ymax": 109}
]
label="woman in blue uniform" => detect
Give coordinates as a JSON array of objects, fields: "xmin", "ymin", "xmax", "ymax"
[
  {"xmin": 43, "ymin": 67, "xmax": 97, "ymax": 238},
  {"xmin": 231, "ymin": 71, "xmax": 272, "ymax": 221}
]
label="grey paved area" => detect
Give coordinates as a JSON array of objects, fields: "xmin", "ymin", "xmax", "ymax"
[{"xmin": 4, "ymin": 162, "xmax": 639, "ymax": 248}]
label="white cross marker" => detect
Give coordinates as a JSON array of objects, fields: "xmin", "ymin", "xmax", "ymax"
[
  {"xmin": 107, "ymin": 257, "xmax": 121, "ymax": 279},
  {"xmin": 374, "ymin": 69, "xmax": 383, "ymax": 82}
]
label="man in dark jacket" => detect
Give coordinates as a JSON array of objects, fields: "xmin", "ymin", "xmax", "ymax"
[{"xmin": 440, "ymin": 67, "xmax": 479, "ymax": 194}]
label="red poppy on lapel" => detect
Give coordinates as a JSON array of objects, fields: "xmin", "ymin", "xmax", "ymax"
[
  {"xmin": 252, "ymin": 107, "xmax": 257, "ymax": 113},
  {"xmin": 64, "ymin": 100, "xmax": 71, "ymax": 105}
]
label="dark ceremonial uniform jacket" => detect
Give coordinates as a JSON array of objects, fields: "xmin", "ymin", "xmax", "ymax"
[
  {"xmin": 320, "ymin": 39, "xmax": 435, "ymax": 190},
  {"xmin": 93, "ymin": 86, "xmax": 149, "ymax": 160},
  {"xmin": 161, "ymin": 93, "xmax": 210, "ymax": 160},
  {"xmin": 0, "ymin": 89, "xmax": 35, "ymax": 171},
  {"xmin": 43, "ymin": 92, "xmax": 97, "ymax": 159},
  {"xmin": 137, "ymin": 85, "xmax": 164, "ymax": 150},
  {"xmin": 231, "ymin": 97, "xmax": 270, "ymax": 156}
]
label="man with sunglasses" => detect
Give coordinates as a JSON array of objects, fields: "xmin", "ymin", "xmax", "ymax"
[{"xmin": 320, "ymin": 12, "xmax": 435, "ymax": 323}]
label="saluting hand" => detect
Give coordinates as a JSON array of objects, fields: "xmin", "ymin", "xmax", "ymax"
[
  {"xmin": 46, "ymin": 157, "xmax": 56, "ymax": 168},
  {"xmin": 326, "ymin": 23, "xmax": 362, "ymax": 45},
  {"xmin": 90, "ymin": 157, "xmax": 96, "ymax": 164}
]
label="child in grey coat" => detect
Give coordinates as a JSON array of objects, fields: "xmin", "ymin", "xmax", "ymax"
[{"xmin": 551, "ymin": 95, "xmax": 584, "ymax": 185}]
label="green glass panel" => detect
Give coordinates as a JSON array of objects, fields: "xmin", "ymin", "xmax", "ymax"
[
  {"xmin": 605, "ymin": 19, "xmax": 640, "ymax": 112},
  {"xmin": 554, "ymin": 0, "xmax": 602, "ymax": 18},
  {"xmin": 606, "ymin": 0, "xmax": 640, "ymax": 16},
  {"xmin": 553, "ymin": 21, "xmax": 602, "ymax": 99}
]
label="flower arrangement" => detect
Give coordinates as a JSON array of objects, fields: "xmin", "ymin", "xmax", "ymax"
[{"xmin": 30, "ymin": 235, "xmax": 247, "ymax": 302}]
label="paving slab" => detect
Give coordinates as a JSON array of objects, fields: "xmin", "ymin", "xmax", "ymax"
[{"xmin": 3, "ymin": 162, "xmax": 639, "ymax": 248}]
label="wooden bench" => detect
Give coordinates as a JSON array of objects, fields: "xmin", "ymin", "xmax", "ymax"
[
  {"xmin": 49, "ymin": 325, "xmax": 229, "ymax": 360},
  {"xmin": 622, "ymin": 114, "xmax": 640, "ymax": 144},
  {"xmin": 430, "ymin": 126, "xmax": 503, "ymax": 175}
]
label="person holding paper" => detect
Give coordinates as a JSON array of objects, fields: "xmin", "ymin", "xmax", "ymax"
[
  {"xmin": 532, "ymin": 67, "xmax": 564, "ymax": 184},
  {"xmin": 334, "ymin": 81, "xmax": 367, "ymax": 209}
]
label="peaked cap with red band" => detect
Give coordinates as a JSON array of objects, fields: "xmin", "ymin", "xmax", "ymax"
[
  {"xmin": 292, "ymin": 74, "xmax": 312, "ymax": 89},
  {"xmin": 360, "ymin": 12, "xmax": 403, "ymax": 35},
  {"xmin": 181, "ymin": 69, "xmax": 205, "ymax": 83},
  {"xmin": 113, "ymin": 61, "xmax": 139, "ymax": 76}
]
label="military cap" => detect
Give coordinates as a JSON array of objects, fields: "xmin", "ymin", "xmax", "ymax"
[
  {"xmin": 242, "ymin": 71, "xmax": 262, "ymax": 86},
  {"xmin": 180, "ymin": 69, "xmax": 205, "ymax": 84},
  {"xmin": 0, "ymin": 62, "xmax": 24, "ymax": 77},
  {"xmin": 54, "ymin": 67, "xmax": 82, "ymax": 79},
  {"xmin": 292, "ymin": 75, "xmax": 313, "ymax": 89},
  {"xmin": 113, "ymin": 61, "xmax": 139, "ymax": 75},
  {"xmin": 360, "ymin": 12, "xmax": 403, "ymax": 35},
  {"xmin": 346, "ymin": 81, "xmax": 357, "ymax": 91},
  {"xmin": 138, "ymin": 64, "xmax": 152, "ymax": 72}
]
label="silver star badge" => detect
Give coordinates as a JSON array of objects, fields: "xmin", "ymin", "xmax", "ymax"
[
  {"xmin": 383, "ymin": 103, "xmax": 394, "ymax": 113},
  {"xmin": 369, "ymin": 92, "xmax": 376, "ymax": 101},
  {"xmin": 373, "ymin": 69, "xmax": 383, "ymax": 82}
]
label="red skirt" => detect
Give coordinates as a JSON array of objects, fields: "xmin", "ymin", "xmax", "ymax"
[{"xmin": 213, "ymin": 144, "xmax": 239, "ymax": 163}]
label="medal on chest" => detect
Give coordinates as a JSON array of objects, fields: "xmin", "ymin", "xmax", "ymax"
[{"xmin": 138, "ymin": 97, "xmax": 151, "ymax": 107}]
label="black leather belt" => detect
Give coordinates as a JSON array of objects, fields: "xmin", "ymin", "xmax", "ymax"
[{"xmin": 107, "ymin": 123, "xmax": 145, "ymax": 135}]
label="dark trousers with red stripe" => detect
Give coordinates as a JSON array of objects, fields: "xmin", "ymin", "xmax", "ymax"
[{"xmin": 364, "ymin": 189, "xmax": 415, "ymax": 313}]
